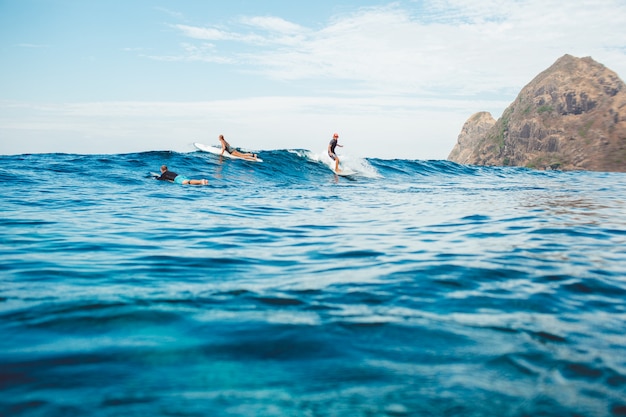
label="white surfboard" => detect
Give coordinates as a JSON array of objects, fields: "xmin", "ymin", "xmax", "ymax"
[
  {"xmin": 325, "ymin": 162, "xmax": 356, "ymax": 176},
  {"xmin": 194, "ymin": 142, "xmax": 263, "ymax": 162},
  {"xmin": 332, "ymin": 167, "xmax": 356, "ymax": 176}
]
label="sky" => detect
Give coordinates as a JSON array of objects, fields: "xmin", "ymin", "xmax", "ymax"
[{"xmin": 1, "ymin": 0, "xmax": 625, "ymax": 160}]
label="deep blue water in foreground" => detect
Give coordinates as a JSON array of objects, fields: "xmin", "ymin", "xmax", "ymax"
[{"xmin": 1, "ymin": 148, "xmax": 626, "ymax": 417}]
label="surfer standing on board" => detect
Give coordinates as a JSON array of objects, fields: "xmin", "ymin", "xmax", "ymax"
[
  {"xmin": 156, "ymin": 165, "xmax": 208, "ymax": 185},
  {"xmin": 218, "ymin": 135, "xmax": 258, "ymax": 161},
  {"xmin": 328, "ymin": 132, "xmax": 343, "ymax": 172}
]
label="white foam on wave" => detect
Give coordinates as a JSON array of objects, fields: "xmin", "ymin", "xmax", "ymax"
[{"xmin": 308, "ymin": 148, "xmax": 380, "ymax": 178}]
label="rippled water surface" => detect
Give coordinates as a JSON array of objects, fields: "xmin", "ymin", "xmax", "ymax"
[{"xmin": 1, "ymin": 150, "xmax": 626, "ymax": 416}]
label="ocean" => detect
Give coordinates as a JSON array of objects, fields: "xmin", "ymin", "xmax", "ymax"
[{"xmin": 1, "ymin": 148, "xmax": 625, "ymax": 417}]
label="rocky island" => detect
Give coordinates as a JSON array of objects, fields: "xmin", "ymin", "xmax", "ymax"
[{"xmin": 447, "ymin": 54, "xmax": 626, "ymax": 172}]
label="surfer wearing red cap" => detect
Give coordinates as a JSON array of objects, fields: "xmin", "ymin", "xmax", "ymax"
[{"xmin": 328, "ymin": 132, "xmax": 343, "ymax": 172}]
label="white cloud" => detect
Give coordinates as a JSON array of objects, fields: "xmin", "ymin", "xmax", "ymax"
[
  {"xmin": 142, "ymin": 42, "xmax": 234, "ymax": 63},
  {"xmin": 174, "ymin": 25, "xmax": 231, "ymax": 41},
  {"xmin": 238, "ymin": 16, "xmax": 306, "ymax": 35},
  {"xmin": 169, "ymin": 0, "xmax": 626, "ymax": 96},
  {"xmin": 173, "ymin": 24, "xmax": 269, "ymax": 45},
  {"xmin": 172, "ymin": 18, "xmax": 307, "ymax": 48}
]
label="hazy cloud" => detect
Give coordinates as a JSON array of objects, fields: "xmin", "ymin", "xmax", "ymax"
[
  {"xmin": 238, "ymin": 16, "xmax": 306, "ymax": 35},
  {"xmin": 169, "ymin": 0, "xmax": 626, "ymax": 96}
]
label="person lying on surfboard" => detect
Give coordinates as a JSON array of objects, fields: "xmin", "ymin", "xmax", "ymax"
[
  {"xmin": 218, "ymin": 135, "xmax": 258, "ymax": 161},
  {"xmin": 328, "ymin": 132, "xmax": 343, "ymax": 172},
  {"xmin": 156, "ymin": 165, "xmax": 208, "ymax": 185}
]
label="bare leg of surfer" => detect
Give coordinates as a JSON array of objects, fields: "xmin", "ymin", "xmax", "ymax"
[
  {"xmin": 183, "ymin": 179, "xmax": 209, "ymax": 185},
  {"xmin": 232, "ymin": 150, "xmax": 257, "ymax": 161},
  {"xmin": 335, "ymin": 157, "xmax": 341, "ymax": 172}
]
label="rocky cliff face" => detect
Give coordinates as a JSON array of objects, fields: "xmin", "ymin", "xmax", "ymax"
[
  {"xmin": 447, "ymin": 54, "xmax": 626, "ymax": 172},
  {"xmin": 447, "ymin": 111, "xmax": 496, "ymax": 165}
]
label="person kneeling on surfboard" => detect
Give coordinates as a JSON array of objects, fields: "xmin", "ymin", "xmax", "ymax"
[
  {"xmin": 218, "ymin": 135, "xmax": 258, "ymax": 161},
  {"xmin": 156, "ymin": 165, "xmax": 208, "ymax": 185},
  {"xmin": 328, "ymin": 132, "xmax": 343, "ymax": 172}
]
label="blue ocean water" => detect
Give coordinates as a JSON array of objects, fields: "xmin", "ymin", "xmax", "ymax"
[{"xmin": 1, "ymin": 148, "xmax": 626, "ymax": 417}]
